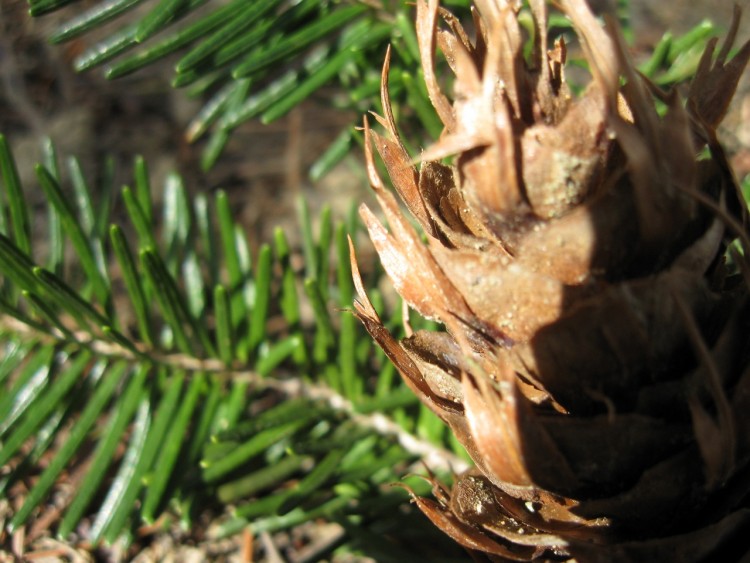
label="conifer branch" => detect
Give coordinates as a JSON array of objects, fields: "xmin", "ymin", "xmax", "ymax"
[{"xmin": 0, "ymin": 311, "xmax": 467, "ymax": 473}]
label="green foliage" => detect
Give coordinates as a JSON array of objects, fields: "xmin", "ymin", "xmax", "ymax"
[
  {"xmin": 638, "ymin": 19, "xmax": 723, "ymax": 84},
  {"xmin": 28, "ymin": 0, "xmax": 473, "ymax": 174},
  {"xmin": 0, "ymin": 136, "xmax": 468, "ymax": 558}
]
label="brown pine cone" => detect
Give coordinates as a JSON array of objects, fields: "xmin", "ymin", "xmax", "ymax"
[{"xmin": 351, "ymin": 0, "xmax": 750, "ymax": 560}]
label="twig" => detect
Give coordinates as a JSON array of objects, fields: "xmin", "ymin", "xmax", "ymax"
[{"xmin": 0, "ymin": 314, "xmax": 469, "ymax": 474}]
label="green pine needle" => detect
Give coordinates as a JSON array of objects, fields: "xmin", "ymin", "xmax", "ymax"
[{"xmin": 0, "ymin": 137, "xmax": 465, "ymax": 554}]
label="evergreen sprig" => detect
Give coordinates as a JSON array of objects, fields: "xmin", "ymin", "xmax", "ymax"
[
  {"xmin": 27, "ymin": 0, "xmax": 473, "ymax": 174},
  {"xmin": 0, "ymin": 135, "xmax": 469, "ymax": 559}
]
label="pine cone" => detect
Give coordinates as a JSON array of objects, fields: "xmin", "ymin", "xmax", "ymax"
[{"xmin": 350, "ymin": 0, "xmax": 750, "ymax": 560}]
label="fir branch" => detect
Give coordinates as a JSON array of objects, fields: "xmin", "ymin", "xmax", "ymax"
[
  {"xmin": 25, "ymin": 0, "xmax": 465, "ymax": 172},
  {"xmin": 0, "ymin": 312, "xmax": 467, "ymax": 474}
]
